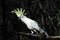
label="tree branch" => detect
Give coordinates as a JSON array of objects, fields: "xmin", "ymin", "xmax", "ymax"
[
  {"xmin": 17, "ymin": 32, "xmax": 60, "ymax": 38},
  {"xmin": 48, "ymin": 36, "xmax": 60, "ymax": 38}
]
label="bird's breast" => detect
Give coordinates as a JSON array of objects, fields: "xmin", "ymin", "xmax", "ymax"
[{"xmin": 20, "ymin": 16, "xmax": 34, "ymax": 29}]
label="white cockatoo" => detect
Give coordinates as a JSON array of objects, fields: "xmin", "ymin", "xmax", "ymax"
[{"xmin": 11, "ymin": 8, "xmax": 49, "ymax": 38}]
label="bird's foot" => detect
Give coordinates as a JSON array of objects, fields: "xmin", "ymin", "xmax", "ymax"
[{"xmin": 31, "ymin": 31, "xmax": 34, "ymax": 34}]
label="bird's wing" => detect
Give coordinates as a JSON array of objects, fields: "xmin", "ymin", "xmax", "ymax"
[{"xmin": 30, "ymin": 20, "xmax": 40, "ymax": 30}]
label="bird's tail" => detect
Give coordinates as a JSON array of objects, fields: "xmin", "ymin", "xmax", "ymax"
[{"xmin": 39, "ymin": 28, "xmax": 49, "ymax": 38}]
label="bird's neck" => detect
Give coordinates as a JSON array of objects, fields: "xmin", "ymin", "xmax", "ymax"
[
  {"xmin": 20, "ymin": 15, "xmax": 27, "ymax": 19},
  {"xmin": 19, "ymin": 15, "xmax": 28, "ymax": 22}
]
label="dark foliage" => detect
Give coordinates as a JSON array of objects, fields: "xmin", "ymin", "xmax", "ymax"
[{"xmin": 0, "ymin": 0, "xmax": 60, "ymax": 40}]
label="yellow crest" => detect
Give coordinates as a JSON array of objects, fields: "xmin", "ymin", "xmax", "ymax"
[{"xmin": 11, "ymin": 8, "xmax": 25, "ymax": 15}]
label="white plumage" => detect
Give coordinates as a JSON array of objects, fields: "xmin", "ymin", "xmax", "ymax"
[
  {"xmin": 11, "ymin": 8, "xmax": 49, "ymax": 38},
  {"xmin": 20, "ymin": 16, "xmax": 40, "ymax": 30},
  {"xmin": 19, "ymin": 16, "xmax": 49, "ymax": 37}
]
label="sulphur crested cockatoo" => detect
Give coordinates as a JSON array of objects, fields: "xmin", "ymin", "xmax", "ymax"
[{"xmin": 11, "ymin": 8, "xmax": 49, "ymax": 38}]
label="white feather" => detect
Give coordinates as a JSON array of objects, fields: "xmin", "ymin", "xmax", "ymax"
[{"xmin": 19, "ymin": 15, "xmax": 49, "ymax": 37}]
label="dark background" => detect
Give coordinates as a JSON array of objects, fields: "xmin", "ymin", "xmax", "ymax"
[{"xmin": 0, "ymin": 0, "xmax": 60, "ymax": 40}]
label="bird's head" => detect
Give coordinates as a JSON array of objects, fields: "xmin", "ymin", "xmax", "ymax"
[{"xmin": 11, "ymin": 8, "xmax": 25, "ymax": 18}]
